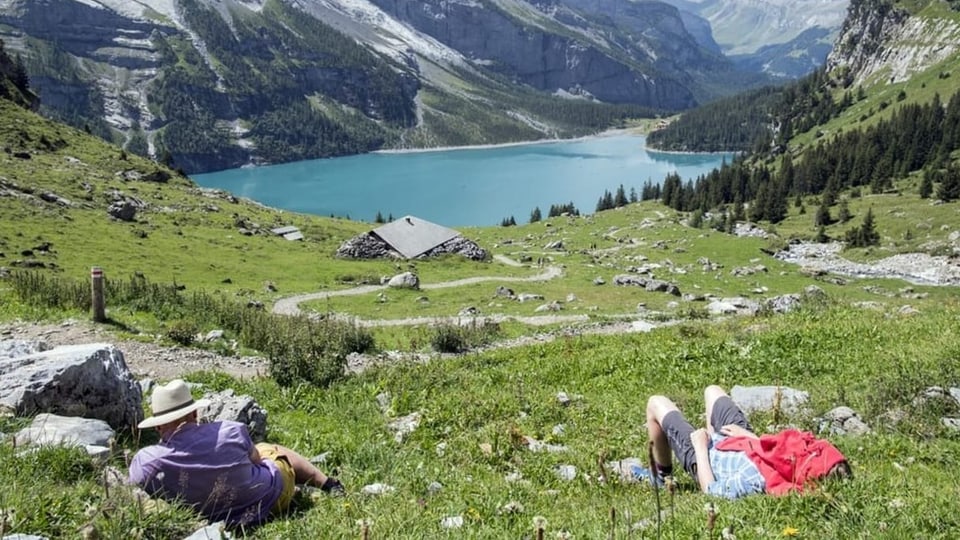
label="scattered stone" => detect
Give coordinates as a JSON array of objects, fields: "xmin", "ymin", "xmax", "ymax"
[
  {"xmin": 204, "ymin": 330, "xmax": 225, "ymax": 342},
  {"xmin": 0, "ymin": 342, "xmax": 143, "ymax": 429},
  {"xmin": 522, "ymin": 436, "xmax": 568, "ymax": 453},
  {"xmin": 107, "ymin": 200, "xmax": 138, "ymax": 222},
  {"xmin": 565, "ymin": 293, "xmax": 578, "ymax": 303},
  {"xmin": 898, "ymin": 305, "xmax": 920, "ymax": 316},
  {"xmin": 818, "ymin": 406, "xmax": 871, "ymax": 436},
  {"xmin": 516, "ymin": 293, "xmax": 545, "ymax": 303},
  {"xmin": 499, "ymin": 501, "xmax": 524, "ymax": 514},
  {"xmin": 545, "ymin": 240, "xmax": 564, "ymax": 250},
  {"xmin": 387, "ymin": 272, "xmax": 419, "ymax": 289},
  {"xmin": 183, "ymin": 523, "xmax": 232, "ymax": 540},
  {"xmin": 555, "ymin": 465, "xmax": 577, "ymax": 481},
  {"xmin": 310, "ymin": 452, "xmax": 330, "ymax": 464},
  {"xmin": 441, "ymin": 516, "xmax": 464, "ymax": 529},
  {"xmin": 552, "ymin": 424, "xmax": 565, "ymax": 436},
  {"xmin": 376, "ymin": 392, "xmax": 392, "ymax": 414},
  {"xmin": 199, "ymin": 389, "xmax": 268, "ymax": 442},
  {"xmin": 427, "ymin": 481, "xmax": 443, "ymax": 495},
  {"xmin": 803, "ymin": 285, "xmax": 827, "ymax": 301},
  {"xmin": 766, "ymin": 294, "xmax": 802, "ymax": 313},
  {"xmin": 14, "ymin": 414, "xmax": 114, "ymax": 457},
  {"xmin": 361, "ymin": 483, "xmax": 396, "ymax": 496},
  {"xmin": 534, "ymin": 301, "xmax": 563, "ymax": 313},
  {"xmin": 731, "ymin": 265, "xmax": 767, "ymax": 277},
  {"xmin": 593, "ymin": 276, "xmax": 605, "ymax": 285},
  {"xmin": 495, "ymin": 286, "xmax": 514, "ymax": 298},
  {"xmin": 731, "ymin": 385, "xmax": 809, "ymax": 415},
  {"xmin": 556, "ymin": 392, "xmax": 571, "ymax": 406},
  {"xmin": 942, "ymin": 418, "xmax": 960, "ymax": 431},
  {"xmin": 458, "ymin": 306, "xmax": 480, "ymax": 317},
  {"xmin": 630, "ymin": 320, "xmax": 656, "ymax": 333},
  {"xmin": 388, "ymin": 412, "xmax": 421, "ymax": 443},
  {"xmin": 504, "ymin": 471, "xmax": 523, "ymax": 483},
  {"xmin": 479, "ymin": 443, "xmax": 493, "ymax": 456}
]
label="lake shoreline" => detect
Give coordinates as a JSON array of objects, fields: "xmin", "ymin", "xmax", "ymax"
[{"xmin": 375, "ymin": 128, "xmax": 643, "ymax": 155}]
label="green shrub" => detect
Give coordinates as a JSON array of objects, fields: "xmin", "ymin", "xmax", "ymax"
[
  {"xmin": 430, "ymin": 319, "xmax": 501, "ymax": 353},
  {"xmin": 165, "ymin": 319, "xmax": 198, "ymax": 345}
]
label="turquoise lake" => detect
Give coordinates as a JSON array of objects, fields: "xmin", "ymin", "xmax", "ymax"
[{"xmin": 191, "ymin": 135, "xmax": 731, "ymax": 227}]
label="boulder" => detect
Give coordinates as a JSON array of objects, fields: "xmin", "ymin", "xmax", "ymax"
[
  {"xmin": 387, "ymin": 272, "xmax": 419, "ymax": 289},
  {"xmin": 199, "ymin": 389, "xmax": 268, "ymax": 442},
  {"xmin": 818, "ymin": 406, "xmax": 871, "ymax": 436},
  {"xmin": 494, "ymin": 286, "xmax": 515, "ymax": 298},
  {"xmin": 107, "ymin": 200, "xmax": 137, "ymax": 221},
  {"xmin": 766, "ymin": 294, "xmax": 802, "ymax": 313},
  {"xmin": 731, "ymin": 385, "xmax": 809, "ymax": 416},
  {"xmin": 0, "ymin": 342, "xmax": 143, "ymax": 430},
  {"xmin": 0, "ymin": 340, "xmax": 49, "ymax": 359},
  {"xmin": 14, "ymin": 414, "xmax": 114, "ymax": 458},
  {"xmin": 534, "ymin": 301, "xmax": 563, "ymax": 312}
]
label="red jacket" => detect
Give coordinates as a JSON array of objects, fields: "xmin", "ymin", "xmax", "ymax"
[{"xmin": 714, "ymin": 429, "xmax": 847, "ymax": 495}]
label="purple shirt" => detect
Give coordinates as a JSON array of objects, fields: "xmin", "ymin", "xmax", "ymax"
[{"xmin": 128, "ymin": 421, "xmax": 282, "ymax": 525}]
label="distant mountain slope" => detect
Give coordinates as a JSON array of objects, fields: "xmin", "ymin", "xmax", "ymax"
[
  {"xmin": 661, "ymin": 0, "xmax": 849, "ymax": 78},
  {"xmin": 0, "ymin": 0, "xmax": 767, "ymax": 173}
]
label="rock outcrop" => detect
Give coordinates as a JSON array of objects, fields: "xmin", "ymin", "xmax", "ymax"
[
  {"xmin": 825, "ymin": 0, "xmax": 960, "ymax": 87},
  {"xmin": 0, "ymin": 342, "xmax": 143, "ymax": 430}
]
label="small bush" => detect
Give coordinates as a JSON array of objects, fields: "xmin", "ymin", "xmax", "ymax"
[
  {"xmin": 430, "ymin": 319, "xmax": 501, "ymax": 353},
  {"xmin": 166, "ymin": 319, "xmax": 198, "ymax": 345}
]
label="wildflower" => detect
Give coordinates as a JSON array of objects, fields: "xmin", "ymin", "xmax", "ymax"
[
  {"xmin": 556, "ymin": 531, "xmax": 573, "ymax": 539},
  {"xmin": 533, "ymin": 516, "xmax": 548, "ymax": 529},
  {"xmin": 782, "ymin": 526, "xmax": 799, "ymax": 536},
  {"xmin": 467, "ymin": 507, "xmax": 481, "ymax": 520}
]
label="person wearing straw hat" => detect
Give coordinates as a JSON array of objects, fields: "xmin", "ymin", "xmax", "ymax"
[{"xmin": 128, "ymin": 379, "xmax": 344, "ymax": 526}]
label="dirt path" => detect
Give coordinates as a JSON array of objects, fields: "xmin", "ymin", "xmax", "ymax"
[{"xmin": 272, "ymin": 265, "xmax": 562, "ymax": 316}]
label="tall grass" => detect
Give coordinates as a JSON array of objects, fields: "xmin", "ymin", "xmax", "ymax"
[{"xmin": 5, "ymin": 271, "xmax": 375, "ymax": 386}]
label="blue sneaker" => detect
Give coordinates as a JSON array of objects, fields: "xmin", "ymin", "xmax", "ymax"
[{"xmin": 630, "ymin": 464, "xmax": 664, "ymax": 487}]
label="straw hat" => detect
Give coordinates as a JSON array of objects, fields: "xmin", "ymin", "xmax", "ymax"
[{"xmin": 138, "ymin": 379, "xmax": 211, "ymax": 429}]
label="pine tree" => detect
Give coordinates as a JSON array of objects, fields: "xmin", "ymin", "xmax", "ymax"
[
  {"xmin": 529, "ymin": 207, "xmax": 542, "ymax": 223},
  {"xmin": 919, "ymin": 170, "xmax": 934, "ymax": 199},
  {"xmin": 837, "ymin": 199, "xmax": 851, "ymax": 223},
  {"xmin": 814, "ymin": 203, "xmax": 832, "ymax": 226},
  {"xmin": 614, "ymin": 184, "xmax": 628, "ymax": 207},
  {"xmin": 936, "ymin": 166, "xmax": 960, "ymax": 201},
  {"xmin": 845, "ymin": 207, "xmax": 879, "ymax": 247},
  {"xmin": 815, "ymin": 225, "xmax": 829, "ymax": 243},
  {"xmin": 374, "ymin": 211, "xmax": 385, "ymax": 224},
  {"xmin": 629, "ymin": 187, "xmax": 638, "ymax": 203}
]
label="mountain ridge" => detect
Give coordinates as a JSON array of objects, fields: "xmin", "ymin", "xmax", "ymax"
[{"xmin": 0, "ymin": 0, "xmax": 767, "ymax": 173}]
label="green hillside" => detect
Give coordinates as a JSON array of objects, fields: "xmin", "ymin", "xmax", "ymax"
[{"xmin": 2, "ymin": 17, "xmax": 960, "ymax": 537}]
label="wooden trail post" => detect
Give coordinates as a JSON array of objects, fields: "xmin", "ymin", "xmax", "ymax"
[{"xmin": 91, "ymin": 266, "xmax": 105, "ymax": 322}]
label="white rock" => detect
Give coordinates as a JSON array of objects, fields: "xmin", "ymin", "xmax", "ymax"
[
  {"xmin": 441, "ymin": 516, "xmax": 464, "ymax": 529},
  {"xmin": 555, "ymin": 465, "xmax": 577, "ymax": 481},
  {"xmin": 361, "ymin": 483, "xmax": 396, "ymax": 496}
]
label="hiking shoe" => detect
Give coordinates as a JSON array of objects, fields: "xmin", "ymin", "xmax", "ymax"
[
  {"xmin": 630, "ymin": 464, "xmax": 664, "ymax": 487},
  {"xmin": 321, "ymin": 477, "xmax": 346, "ymax": 497}
]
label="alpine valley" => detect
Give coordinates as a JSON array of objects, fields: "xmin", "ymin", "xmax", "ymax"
[{"xmin": 0, "ymin": 0, "xmax": 820, "ymax": 174}]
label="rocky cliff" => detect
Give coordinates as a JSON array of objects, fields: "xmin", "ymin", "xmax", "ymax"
[{"xmin": 825, "ymin": 0, "xmax": 960, "ymax": 87}]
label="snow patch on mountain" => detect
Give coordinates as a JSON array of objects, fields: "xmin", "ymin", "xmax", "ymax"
[{"xmin": 299, "ymin": 0, "xmax": 467, "ymax": 66}]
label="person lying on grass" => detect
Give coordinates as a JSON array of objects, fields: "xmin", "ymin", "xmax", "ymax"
[
  {"xmin": 128, "ymin": 379, "xmax": 344, "ymax": 527},
  {"xmin": 636, "ymin": 385, "xmax": 851, "ymax": 498}
]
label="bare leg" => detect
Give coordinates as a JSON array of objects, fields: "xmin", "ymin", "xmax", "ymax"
[
  {"xmin": 271, "ymin": 444, "xmax": 329, "ymax": 486},
  {"xmin": 646, "ymin": 395, "xmax": 681, "ymax": 469},
  {"xmin": 704, "ymin": 385, "xmax": 728, "ymax": 436}
]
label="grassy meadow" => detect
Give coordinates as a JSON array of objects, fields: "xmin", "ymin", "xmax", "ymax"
[{"xmin": 3, "ymin": 87, "xmax": 960, "ymax": 538}]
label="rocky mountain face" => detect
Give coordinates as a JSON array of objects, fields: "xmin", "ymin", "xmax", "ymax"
[
  {"xmin": 661, "ymin": 0, "xmax": 850, "ymax": 78},
  {"xmin": 825, "ymin": 0, "xmax": 960, "ymax": 87},
  {"xmin": 0, "ymin": 0, "xmax": 764, "ymax": 173}
]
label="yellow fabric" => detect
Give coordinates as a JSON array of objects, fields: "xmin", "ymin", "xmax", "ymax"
[{"xmin": 256, "ymin": 443, "xmax": 296, "ymax": 514}]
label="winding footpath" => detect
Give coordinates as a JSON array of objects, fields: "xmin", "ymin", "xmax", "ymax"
[{"xmin": 271, "ymin": 261, "xmax": 580, "ymax": 327}]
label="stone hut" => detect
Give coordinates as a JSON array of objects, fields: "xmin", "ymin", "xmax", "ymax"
[{"xmin": 336, "ymin": 215, "xmax": 487, "ymax": 260}]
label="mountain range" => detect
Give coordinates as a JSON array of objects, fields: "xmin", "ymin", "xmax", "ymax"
[{"xmin": 0, "ymin": 0, "xmax": 800, "ymax": 173}]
